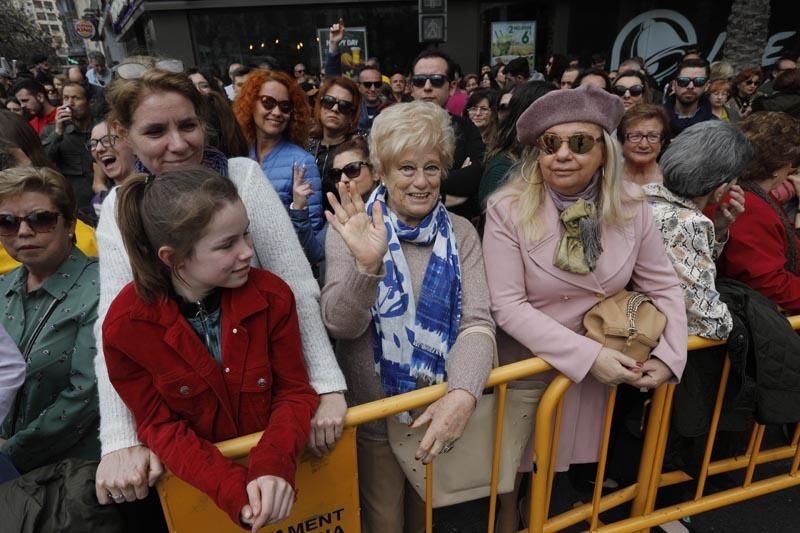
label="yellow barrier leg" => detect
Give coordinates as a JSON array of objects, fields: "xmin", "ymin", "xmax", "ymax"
[
  {"xmin": 426, "ymin": 462, "xmax": 433, "ymax": 533},
  {"xmin": 488, "ymin": 384, "xmax": 508, "ymax": 533},
  {"xmin": 743, "ymin": 424, "xmax": 765, "ymax": 487},
  {"xmin": 590, "ymin": 386, "xmax": 618, "ymax": 530},
  {"xmin": 529, "ymin": 375, "xmax": 572, "ymax": 533},
  {"xmin": 791, "ymin": 424, "xmax": 800, "ymax": 477},
  {"xmin": 694, "ymin": 356, "xmax": 731, "ymax": 500},
  {"xmin": 643, "ymin": 385, "xmax": 676, "ymax": 517},
  {"xmin": 629, "ymin": 384, "xmax": 669, "ymax": 520},
  {"xmin": 545, "ymin": 392, "xmax": 566, "ymax": 517}
]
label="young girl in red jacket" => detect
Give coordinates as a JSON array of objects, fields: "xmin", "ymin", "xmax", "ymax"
[{"xmin": 102, "ymin": 167, "xmax": 319, "ymax": 531}]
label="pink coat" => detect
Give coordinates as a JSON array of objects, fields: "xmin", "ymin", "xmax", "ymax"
[{"xmin": 483, "ymin": 185, "xmax": 687, "ymax": 470}]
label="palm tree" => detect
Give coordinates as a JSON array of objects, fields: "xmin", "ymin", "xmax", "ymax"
[{"xmin": 722, "ymin": 0, "xmax": 771, "ymax": 71}]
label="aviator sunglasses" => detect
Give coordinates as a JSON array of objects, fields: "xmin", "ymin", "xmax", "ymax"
[
  {"xmin": 327, "ymin": 161, "xmax": 371, "ymax": 181},
  {"xmin": 612, "ymin": 84, "xmax": 644, "ymax": 97},
  {"xmin": 320, "ymin": 95, "xmax": 355, "ymax": 115},
  {"xmin": 674, "ymin": 76, "xmax": 708, "ymax": 88},
  {"xmin": 259, "ymin": 95, "xmax": 293, "ymax": 114},
  {"xmin": 410, "ymin": 74, "xmax": 449, "ymax": 88},
  {"xmin": 0, "ymin": 211, "xmax": 60, "ymax": 236},
  {"xmin": 537, "ymin": 133, "xmax": 603, "ymax": 155}
]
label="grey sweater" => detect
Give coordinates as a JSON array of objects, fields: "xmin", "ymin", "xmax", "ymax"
[{"xmin": 321, "ymin": 212, "xmax": 494, "ymax": 440}]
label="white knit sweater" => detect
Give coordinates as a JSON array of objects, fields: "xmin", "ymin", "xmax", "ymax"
[{"xmin": 94, "ymin": 157, "xmax": 346, "ymax": 455}]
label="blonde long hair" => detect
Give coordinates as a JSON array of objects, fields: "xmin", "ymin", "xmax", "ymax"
[{"xmin": 492, "ymin": 130, "xmax": 638, "ymax": 243}]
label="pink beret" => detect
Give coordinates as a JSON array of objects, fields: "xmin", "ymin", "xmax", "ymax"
[{"xmin": 516, "ymin": 83, "xmax": 626, "ymax": 145}]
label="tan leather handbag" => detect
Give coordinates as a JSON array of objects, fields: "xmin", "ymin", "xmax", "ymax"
[
  {"xmin": 386, "ymin": 325, "xmax": 543, "ymax": 507},
  {"xmin": 583, "ymin": 290, "xmax": 667, "ymax": 363}
]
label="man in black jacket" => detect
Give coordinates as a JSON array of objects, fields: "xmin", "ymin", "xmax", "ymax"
[{"xmin": 411, "ymin": 50, "xmax": 485, "ymax": 220}]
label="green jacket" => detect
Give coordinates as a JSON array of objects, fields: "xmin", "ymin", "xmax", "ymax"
[{"xmin": 0, "ymin": 248, "xmax": 100, "ymax": 473}]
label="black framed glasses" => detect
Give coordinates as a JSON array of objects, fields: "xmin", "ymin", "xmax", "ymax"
[
  {"xmin": 675, "ymin": 76, "xmax": 708, "ymax": 88},
  {"xmin": 612, "ymin": 84, "xmax": 644, "ymax": 97},
  {"xmin": 410, "ymin": 74, "xmax": 449, "ymax": 88},
  {"xmin": 320, "ymin": 95, "xmax": 355, "ymax": 115},
  {"xmin": 625, "ymin": 132, "xmax": 663, "ymax": 144},
  {"xmin": 359, "ymin": 81, "xmax": 382, "ymax": 89},
  {"xmin": 327, "ymin": 161, "xmax": 371, "ymax": 181},
  {"xmin": 0, "ymin": 211, "xmax": 60, "ymax": 236},
  {"xmin": 86, "ymin": 134, "xmax": 119, "ymax": 151},
  {"xmin": 259, "ymin": 95, "xmax": 292, "ymax": 114},
  {"xmin": 537, "ymin": 133, "xmax": 603, "ymax": 155}
]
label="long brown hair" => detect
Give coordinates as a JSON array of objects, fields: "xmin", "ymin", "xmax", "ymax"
[
  {"xmin": 309, "ymin": 76, "xmax": 362, "ymax": 139},
  {"xmin": 233, "ymin": 69, "xmax": 311, "ymax": 147},
  {"xmin": 0, "ymin": 110, "xmax": 52, "ymax": 167},
  {"xmin": 116, "ymin": 166, "xmax": 240, "ymax": 304}
]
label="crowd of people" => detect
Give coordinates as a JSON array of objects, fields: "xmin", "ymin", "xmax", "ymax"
[{"xmin": 0, "ymin": 18, "xmax": 799, "ymax": 533}]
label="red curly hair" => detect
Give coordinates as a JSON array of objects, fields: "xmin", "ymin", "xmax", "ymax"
[{"xmin": 233, "ymin": 69, "xmax": 311, "ymax": 148}]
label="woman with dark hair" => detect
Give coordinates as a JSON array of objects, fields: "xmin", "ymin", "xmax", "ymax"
[
  {"xmin": 0, "ymin": 110, "xmax": 51, "ymax": 167},
  {"xmin": 480, "ymin": 69, "xmax": 499, "ymax": 90},
  {"xmin": 478, "ymin": 81, "xmax": 555, "ymax": 206},
  {"xmin": 464, "ymin": 88, "xmax": 498, "ymax": 144},
  {"xmin": 727, "ymin": 67, "xmax": 763, "ymax": 121},
  {"xmin": 186, "ymin": 67, "xmax": 225, "ymax": 96},
  {"xmin": 233, "ymin": 69, "xmax": 324, "ymax": 262},
  {"xmin": 717, "ymin": 111, "xmax": 800, "ymax": 311},
  {"xmin": 544, "ymin": 53, "xmax": 570, "ymax": 87},
  {"xmin": 202, "ymin": 90, "xmax": 249, "ymax": 158},
  {"xmin": 611, "ymin": 70, "xmax": 652, "ymax": 111},
  {"xmin": 491, "ymin": 63, "xmax": 507, "ymax": 89},
  {"xmin": 306, "ymin": 76, "xmax": 363, "ymax": 211}
]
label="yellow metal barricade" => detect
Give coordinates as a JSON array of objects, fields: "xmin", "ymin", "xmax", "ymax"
[
  {"xmin": 524, "ymin": 316, "xmax": 800, "ymax": 533},
  {"xmin": 156, "ymin": 357, "xmax": 554, "ymax": 532}
]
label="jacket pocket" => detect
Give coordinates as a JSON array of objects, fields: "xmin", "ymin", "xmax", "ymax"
[
  {"xmin": 154, "ymin": 372, "xmax": 214, "ymax": 420},
  {"xmin": 238, "ymin": 366, "xmax": 272, "ymax": 431}
]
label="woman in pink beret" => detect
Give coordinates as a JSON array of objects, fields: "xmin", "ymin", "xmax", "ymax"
[{"xmin": 482, "ymin": 84, "xmax": 688, "ymax": 531}]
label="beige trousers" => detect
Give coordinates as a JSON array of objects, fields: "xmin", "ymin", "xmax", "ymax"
[{"xmin": 357, "ymin": 436, "xmax": 425, "ymax": 533}]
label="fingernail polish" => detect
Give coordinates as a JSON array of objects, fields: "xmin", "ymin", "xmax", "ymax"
[{"xmin": 636, "ymin": 362, "xmax": 644, "ymax": 367}]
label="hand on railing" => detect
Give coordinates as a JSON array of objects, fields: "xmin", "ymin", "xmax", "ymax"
[
  {"xmin": 589, "ymin": 347, "xmax": 643, "ymax": 386},
  {"xmin": 308, "ymin": 391, "xmax": 347, "ymax": 456},
  {"xmin": 240, "ymin": 475, "xmax": 294, "ymax": 532},
  {"xmin": 95, "ymin": 444, "xmax": 163, "ymax": 504},
  {"xmin": 410, "ymin": 389, "xmax": 477, "ymax": 464}
]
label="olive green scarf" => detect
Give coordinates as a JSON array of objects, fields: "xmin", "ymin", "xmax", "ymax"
[{"xmin": 553, "ymin": 198, "xmax": 603, "ymax": 274}]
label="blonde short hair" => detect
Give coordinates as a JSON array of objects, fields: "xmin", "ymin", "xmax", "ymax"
[
  {"xmin": 0, "ymin": 166, "xmax": 76, "ymax": 225},
  {"xmin": 368, "ymin": 101, "xmax": 455, "ymax": 178}
]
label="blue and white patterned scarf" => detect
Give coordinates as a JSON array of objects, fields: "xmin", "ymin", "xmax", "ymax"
[{"xmin": 366, "ymin": 184, "xmax": 463, "ymax": 406}]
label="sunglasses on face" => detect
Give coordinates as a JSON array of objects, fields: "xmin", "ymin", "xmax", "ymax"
[
  {"xmin": 327, "ymin": 161, "xmax": 371, "ymax": 181},
  {"xmin": 320, "ymin": 94, "xmax": 355, "ymax": 115},
  {"xmin": 0, "ymin": 211, "xmax": 60, "ymax": 236},
  {"xmin": 743, "ymin": 79, "xmax": 760, "ymax": 86},
  {"xmin": 537, "ymin": 133, "xmax": 603, "ymax": 155},
  {"xmin": 612, "ymin": 84, "xmax": 644, "ymax": 97},
  {"xmin": 86, "ymin": 134, "xmax": 119, "ymax": 151},
  {"xmin": 410, "ymin": 74, "xmax": 449, "ymax": 88},
  {"xmin": 259, "ymin": 95, "xmax": 292, "ymax": 114},
  {"xmin": 359, "ymin": 81, "xmax": 381, "ymax": 89},
  {"xmin": 675, "ymin": 76, "xmax": 708, "ymax": 88}
]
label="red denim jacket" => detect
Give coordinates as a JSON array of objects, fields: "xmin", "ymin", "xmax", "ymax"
[{"xmin": 103, "ymin": 269, "xmax": 319, "ymax": 525}]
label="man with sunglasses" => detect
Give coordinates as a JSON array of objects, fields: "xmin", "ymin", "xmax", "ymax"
[
  {"xmin": 41, "ymin": 82, "xmax": 95, "ymax": 218},
  {"xmin": 664, "ymin": 59, "xmax": 715, "ymax": 136},
  {"xmin": 411, "ymin": 50, "xmax": 485, "ymax": 220},
  {"xmin": 357, "ymin": 65, "xmax": 385, "ymax": 130}
]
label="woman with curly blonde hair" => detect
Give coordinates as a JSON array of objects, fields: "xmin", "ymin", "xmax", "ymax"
[{"xmin": 234, "ymin": 70, "xmax": 325, "ymax": 261}]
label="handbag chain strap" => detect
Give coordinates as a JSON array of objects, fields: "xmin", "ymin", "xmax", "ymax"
[{"xmin": 625, "ymin": 293, "xmax": 652, "ymax": 337}]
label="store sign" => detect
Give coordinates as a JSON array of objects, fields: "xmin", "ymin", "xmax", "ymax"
[
  {"xmin": 74, "ymin": 18, "xmax": 96, "ymax": 39},
  {"xmin": 317, "ymin": 26, "xmax": 368, "ymax": 77},
  {"xmin": 610, "ymin": 9, "xmax": 798, "ymax": 83},
  {"xmin": 491, "ymin": 21, "xmax": 536, "ymax": 68}
]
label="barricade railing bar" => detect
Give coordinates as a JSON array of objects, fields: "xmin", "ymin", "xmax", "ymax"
[{"xmin": 164, "ymin": 317, "xmax": 800, "ymax": 533}]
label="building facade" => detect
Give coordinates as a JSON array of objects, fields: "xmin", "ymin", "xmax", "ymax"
[{"xmin": 12, "ymin": 0, "xmax": 70, "ymax": 57}]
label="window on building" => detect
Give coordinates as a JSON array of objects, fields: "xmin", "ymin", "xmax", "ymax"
[
  {"xmin": 50, "ymin": 24, "xmax": 61, "ymax": 33},
  {"xmin": 33, "ymin": 0, "xmax": 43, "ymax": 8},
  {"xmin": 48, "ymin": 13, "xmax": 57, "ymax": 20},
  {"xmin": 37, "ymin": 12, "xmax": 46, "ymax": 20}
]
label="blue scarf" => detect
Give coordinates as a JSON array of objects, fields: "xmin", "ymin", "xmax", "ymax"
[
  {"xmin": 366, "ymin": 185, "xmax": 462, "ymax": 408},
  {"xmin": 133, "ymin": 146, "xmax": 229, "ymax": 178}
]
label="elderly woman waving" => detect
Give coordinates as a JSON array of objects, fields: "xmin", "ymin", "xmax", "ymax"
[
  {"xmin": 483, "ymin": 85, "xmax": 687, "ymax": 530},
  {"xmin": 321, "ymin": 101, "xmax": 494, "ymax": 533}
]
